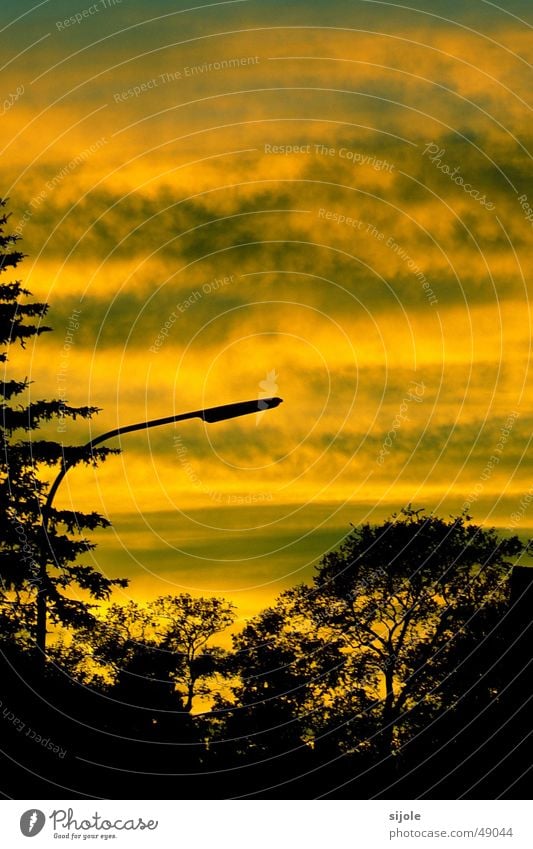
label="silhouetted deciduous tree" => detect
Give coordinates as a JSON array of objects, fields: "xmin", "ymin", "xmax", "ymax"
[
  {"xmin": 300, "ymin": 506, "xmax": 524, "ymax": 762},
  {"xmin": 214, "ymin": 507, "xmax": 525, "ymax": 797},
  {"xmin": 211, "ymin": 583, "xmax": 377, "ymax": 798},
  {"xmin": 84, "ymin": 594, "xmax": 236, "ymax": 714},
  {"xmin": 152, "ymin": 594, "xmax": 235, "ymax": 712}
]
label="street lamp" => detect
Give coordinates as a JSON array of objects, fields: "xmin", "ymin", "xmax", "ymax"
[{"xmin": 36, "ymin": 396, "xmax": 283, "ymax": 663}]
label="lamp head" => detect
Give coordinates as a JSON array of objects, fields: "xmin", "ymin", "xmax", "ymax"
[{"xmin": 200, "ymin": 397, "xmax": 283, "ymax": 423}]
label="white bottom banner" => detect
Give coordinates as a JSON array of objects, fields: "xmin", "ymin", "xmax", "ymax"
[{"xmin": 0, "ymin": 800, "xmax": 531, "ymax": 848}]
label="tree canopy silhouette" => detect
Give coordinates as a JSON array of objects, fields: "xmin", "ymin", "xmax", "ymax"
[
  {"xmin": 293, "ymin": 507, "xmax": 523, "ymax": 760},
  {"xmin": 83, "ymin": 594, "xmax": 236, "ymax": 713},
  {"xmin": 217, "ymin": 506, "xmax": 525, "ymax": 794}
]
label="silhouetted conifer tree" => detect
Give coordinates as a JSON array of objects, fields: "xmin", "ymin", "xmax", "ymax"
[{"xmin": 0, "ymin": 197, "xmax": 127, "ymax": 667}]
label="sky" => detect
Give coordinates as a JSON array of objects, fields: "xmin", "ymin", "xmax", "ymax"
[{"xmin": 2, "ymin": 0, "xmax": 532, "ymax": 623}]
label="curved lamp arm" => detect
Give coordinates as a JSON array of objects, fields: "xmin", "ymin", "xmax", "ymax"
[{"xmin": 42, "ymin": 396, "xmax": 283, "ymax": 529}]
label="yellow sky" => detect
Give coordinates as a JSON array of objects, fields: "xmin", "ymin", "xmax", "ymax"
[{"xmin": 3, "ymin": 0, "xmax": 532, "ymax": 616}]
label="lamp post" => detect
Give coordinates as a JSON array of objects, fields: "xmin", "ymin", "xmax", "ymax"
[{"xmin": 36, "ymin": 396, "xmax": 283, "ymax": 664}]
